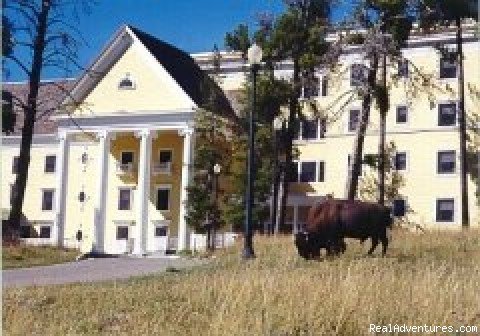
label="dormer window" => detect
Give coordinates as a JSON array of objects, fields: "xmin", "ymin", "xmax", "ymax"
[{"xmin": 118, "ymin": 73, "xmax": 135, "ymax": 90}]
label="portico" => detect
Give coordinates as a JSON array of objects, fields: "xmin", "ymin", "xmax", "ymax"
[{"xmin": 54, "ymin": 111, "xmax": 195, "ymax": 255}]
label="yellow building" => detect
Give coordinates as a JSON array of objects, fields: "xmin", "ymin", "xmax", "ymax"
[{"xmin": 1, "ymin": 24, "xmax": 479, "ymax": 254}]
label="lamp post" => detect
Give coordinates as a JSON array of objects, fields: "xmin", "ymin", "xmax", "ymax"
[
  {"xmin": 269, "ymin": 116, "xmax": 285, "ymax": 235},
  {"xmin": 211, "ymin": 163, "xmax": 221, "ymax": 250},
  {"xmin": 242, "ymin": 43, "xmax": 262, "ymax": 259}
]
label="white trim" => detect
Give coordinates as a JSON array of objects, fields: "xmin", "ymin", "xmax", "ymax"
[{"xmin": 155, "ymin": 184, "xmax": 172, "ymax": 211}]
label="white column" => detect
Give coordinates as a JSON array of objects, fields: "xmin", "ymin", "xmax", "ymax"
[
  {"xmin": 54, "ymin": 130, "xmax": 69, "ymax": 247},
  {"xmin": 178, "ymin": 128, "xmax": 193, "ymax": 251},
  {"xmin": 134, "ymin": 129, "xmax": 152, "ymax": 255},
  {"xmin": 94, "ymin": 130, "xmax": 111, "ymax": 253}
]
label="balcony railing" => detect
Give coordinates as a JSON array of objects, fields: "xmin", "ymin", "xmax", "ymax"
[
  {"xmin": 116, "ymin": 162, "xmax": 135, "ymax": 174},
  {"xmin": 153, "ymin": 162, "xmax": 171, "ymax": 174}
]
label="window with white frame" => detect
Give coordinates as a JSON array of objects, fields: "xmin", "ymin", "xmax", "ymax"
[
  {"xmin": 157, "ymin": 150, "xmax": 172, "ymax": 173},
  {"xmin": 396, "ymin": 105, "xmax": 408, "ymax": 124},
  {"xmin": 319, "ymin": 118, "xmax": 327, "ymax": 138},
  {"xmin": 121, "ymin": 151, "xmax": 134, "ymax": 165},
  {"xmin": 303, "ymin": 74, "xmax": 319, "ymax": 99},
  {"xmin": 116, "ymin": 225, "xmax": 129, "ymax": 240},
  {"xmin": 39, "ymin": 225, "xmax": 51, "ymax": 238},
  {"xmin": 438, "ymin": 103, "xmax": 457, "ymax": 126},
  {"xmin": 437, "ymin": 150, "xmax": 456, "ymax": 174},
  {"xmin": 155, "ymin": 226, "xmax": 168, "ymax": 237},
  {"xmin": 12, "ymin": 156, "xmax": 19, "ymax": 174},
  {"xmin": 20, "ymin": 225, "xmax": 32, "ymax": 238},
  {"xmin": 42, "ymin": 189, "xmax": 55, "ymax": 211},
  {"xmin": 301, "ymin": 119, "xmax": 318, "ymax": 140},
  {"xmin": 156, "ymin": 186, "xmax": 170, "ymax": 211},
  {"xmin": 395, "ymin": 152, "xmax": 407, "ymax": 171},
  {"xmin": 118, "ymin": 73, "xmax": 135, "ymax": 90},
  {"xmin": 351, "ymin": 64, "xmax": 367, "ymax": 87},
  {"xmin": 348, "ymin": 109, "xmax": 361, "ymax": 132},
  {"xmin": 398, "ymin": 59, "xmax": 409, "ymax": 78},
  {"xmin": 300, "ymin": 161, "xmax": 317, "ymax": 182},
  {"xmin": 439, "ymin": 57, "xmax": 457, "ymax": 79},
  {"xmin": 118, "ymin": 188, "xmax": 132, "ymax": 210},
  {"xmin": 393, "ymin": 198, "xmax": 406, "ymax": 217},
  {"xmin": 436, "ymin": 198, "xmax": 454, "ymax": 222},
  {"xmin": 320, "ymin": 76, "xmax": 328, "ymax": 97},
  {"xmin": 45, "ymin": 155, "xmax": 56, "ymax": 173}
]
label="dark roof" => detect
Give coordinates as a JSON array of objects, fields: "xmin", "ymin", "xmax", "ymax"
[
  {"xmin": 129, "ymin": 26, "xmax": 236, "ymax": 120},
  {"xmin": 2, "ymin": 79, "xmax": 75, "ymax": 135}
]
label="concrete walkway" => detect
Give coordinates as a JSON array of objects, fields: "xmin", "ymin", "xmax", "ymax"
[{"xmin": 2, "ymin": 256, "xmax": 206, "ymax": 288}]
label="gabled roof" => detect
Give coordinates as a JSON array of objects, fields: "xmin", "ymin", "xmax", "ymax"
[
  {"xmin": 129, "ymin": 26, "xmax": 235, "ymax": 119},
  {"xmin": 2, "ymin": 79, "xmax": 75, "ymax": 135},
  {"xmin": 65, "ymin": 25, "xmax": 236, "ymax": 120}
]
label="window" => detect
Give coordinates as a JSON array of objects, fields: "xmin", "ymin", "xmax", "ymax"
[
  {"xmin": 440, "ymin": 57, "xmax": 457, "ymax": 79},
  {"xmin": 437, "ymin": 150, "xmax": 456, "ymax": 174},
  {"xmin": 398, "ymin": 60, "xmax": 409, "ymax": 78},
  {"xmin": 155, "ymin": 226, "xmax": 168, "ymax": 237},
  {"xmin": 436, "ymin": 198, "xmax": 454, "ymax": 222},
  {"xmin": 116, "ymin": 226, "xmax": 129, "ymax": 240},
  {"xmin": 156, "ymin": 187, "xmax": 170, "ymax": 211},
  {"xmin": 159, "ymin": 150, "xmax": 172, "ymax": 164},
  {"xmin": 351, "ymin": 64, "xmax": 366, "ymax": 87},
  {"xmin": 348, "ymin": 109, "xmax": 360, "ymax": 132},
  {"xmin": 438, "ymin": 103, "xmax": 457, "ymax": 126},
  {"xmin": 39, "ymin": 226, "xmax": 51, "ymax": 239},
  {"xmin": 121, "ymin": 151, "xmax": 134, "ymax": 165},
  {"xmin": 302, "ymin": 120, "xmax": 318, "ymax": 140},
  {"xmin": 45, "ymin": 155, "xmax": 56, "ymax": 173},
  {"xmin": 118, "ymin": 188, "xmax": 132, "ymax": 210},
  {"xmin": 118, "ymin": 73, "xmax": 135, "ymax": 90},
  {"xmin": 396, "ymin": 106, "xmax": 408, "ymax": 124},
  {"xmin": 78, "ymin": 191, "xmax": 86, "ymax": 202},
  {"xmin": 300, "ymin": 162, "xmax": 317, "ymax": 182},
  {"xmin": 395, "ymin": 152, "xmax": 407, "ymax": 171},
  {"xmin": 303, "ymin": 74, "xmax": 319, "ymax": 99},
  {"xmin": 42, "ymin": 189, "xmax": 54, "ymax": 211},
  {"xmin": 393, "ymin": 199, "xmax": 406, "ymax": 217},
  {"xmin": 318, "ymin": 161, "xmax": 325, "ymax": 182},
  {"xmin": 12, "ymin": 156, "xmax": 19, "ymax": 174}
]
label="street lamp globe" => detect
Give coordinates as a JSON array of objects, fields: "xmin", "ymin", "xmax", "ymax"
[
  {"xmin": 247, "ymin": 43, "xmax": 263, "ymax": 65},
  {"xmin": 213, "ymin": 163, "xmax": 221, "ymax": 175},
  {"xmin": 273, "ymin": 115, "xmax": 285, "ymax": 130}
]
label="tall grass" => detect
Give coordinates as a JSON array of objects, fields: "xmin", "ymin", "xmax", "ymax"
[
  {"xmin": 3, "ymin": 230, "xmax": 480, "ymax": 335},
  {"xmin": 2, "ymin": 244, "xmax": 79, "ymax": 269}
]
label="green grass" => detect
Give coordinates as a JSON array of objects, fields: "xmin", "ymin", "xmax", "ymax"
[
  {"xmin": 2, "ymin": 244, "xmax": 80, "ymax": 269},
  {"xmin": 3, "ymin": 230, "xmax": 480, "ymax": 335}
]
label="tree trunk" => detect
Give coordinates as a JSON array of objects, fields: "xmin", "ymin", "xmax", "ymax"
[
  {"xmin": 456, "ymin": 18, "xmax": 469, "ymax": 228},
  {"xmin": 269, "ymin": 133, "xmax": 280, "ymax": 235},
  {"xmin": 346, "ymin": 55, "xmax": 379, "ymax": 201},
  {"xmin": 279, "ymin": 59, "xmax": 300, "ymax": 232},
  {"xmin": 275, "ymin": 170, "xmax": 284, "ymax": 234},
  {"xmin": 378, "ymin": 54, "xmax": 387, "ymax": 205},
  {"xmin": 7, "ymin": 1, "xmax": 51, "ymax": 240}
]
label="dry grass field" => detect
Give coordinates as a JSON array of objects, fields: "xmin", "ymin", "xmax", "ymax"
[
  {"xmin": 2, "ymin": 244, "xmax": 79, "ymax": 269},
  {"xmin": 3, "ymin": 230, "xmax": 480, "ymax": 335}
]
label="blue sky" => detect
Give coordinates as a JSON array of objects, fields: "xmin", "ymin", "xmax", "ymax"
[{"xmin": 5, "ymin": 0, "xmax": 352, "ymax": 82}]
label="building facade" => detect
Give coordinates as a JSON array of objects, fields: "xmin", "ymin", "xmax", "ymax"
[{"xmin": 1, "ymin": 24, "xmax": 479, "ymax": 254}]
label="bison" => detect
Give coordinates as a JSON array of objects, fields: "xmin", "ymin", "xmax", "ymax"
[{"xmin": 295, "ymin": 199, "xmax": 393, "ymax": 259}]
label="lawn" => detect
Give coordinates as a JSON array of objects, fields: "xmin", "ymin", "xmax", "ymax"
[
  {"xmin": 2, "ymin": 244, "xmax": 80, "ymax": 270},
  {"xmin": 3, "ymin": 230, "xmax": 480, "ymax": 335}
]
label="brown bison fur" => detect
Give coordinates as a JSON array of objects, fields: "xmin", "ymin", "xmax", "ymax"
[{"xmin": 296, "ymin": 199, "xmax": 393, "ymax": 259}]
